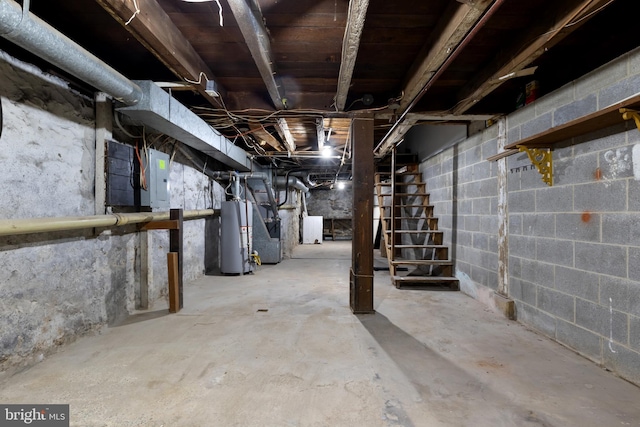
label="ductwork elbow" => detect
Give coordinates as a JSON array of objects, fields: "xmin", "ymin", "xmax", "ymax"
[{"xmin": 275, "ymin": 176, "xmax": 309, "ymax": 194}]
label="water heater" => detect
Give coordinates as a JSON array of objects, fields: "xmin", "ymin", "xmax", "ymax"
[{"xmin": 220, "ymin": 200, "xmax": 254, "ymax": 274}]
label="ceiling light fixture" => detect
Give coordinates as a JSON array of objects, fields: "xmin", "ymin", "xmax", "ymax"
[
  {"xmin": 322, "ymin": 146, "xmax": 333, "ymax": 158},
  {"xmin": 337, "ymin": 182, "xmax": 346, "ymax": 190}
]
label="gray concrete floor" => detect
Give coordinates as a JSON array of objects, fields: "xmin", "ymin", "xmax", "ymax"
[{"xmin": 1, "ymin": 241, "xmax": 640, "ymax": 426}]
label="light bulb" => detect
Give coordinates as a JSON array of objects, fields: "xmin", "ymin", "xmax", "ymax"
[{"xmin": 322, "ymin": 146, "xmax": 332, "ymax": 158}]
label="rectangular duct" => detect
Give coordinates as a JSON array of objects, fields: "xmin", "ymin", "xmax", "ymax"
[{"xmin": 118, "ymin": 81, "xmax": 252, "ymax": 171}]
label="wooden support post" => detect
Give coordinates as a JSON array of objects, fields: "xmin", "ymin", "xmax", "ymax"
[
  {"xmin": 350, "ymin": 115, "xmax": 375, "ymax": 314},
  {"xmin": 94, "ymin": 92, "xmax": 111, "ymax": 215},
  {"xmin": 170, "ymin": 209, "xmax": 184, "ymax": 308},
  {"xmin": 139, "ymin": 230, "xmax": 151, "ymax": 309},
  {"xmin": 496, "ymin": 117, "xmax": 515, "ymax": 319},
  {"xmin": 167, "ymin": 252, "xmax": 180, "ymax": 313},
  {"xmin": 497, "ymin": 117, "xmax": 509, "ymax": 297}
]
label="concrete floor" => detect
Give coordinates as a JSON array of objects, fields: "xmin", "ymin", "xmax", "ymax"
[{"xmin": 1, "ymin": 241, "xmax": 640, "ymax": 427}]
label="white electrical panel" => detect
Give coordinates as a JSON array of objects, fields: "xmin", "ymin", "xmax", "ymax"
[{"xmin": 140, "ymin": 148, "xmax": 170, "ymax": 209}]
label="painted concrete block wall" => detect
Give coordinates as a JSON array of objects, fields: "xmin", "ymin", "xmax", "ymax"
[
  {"xmin": 420, "ymin": 125, "xmax": 500, "ymax": 305},
  {"xmin": 505, "ymin": 46, "xmax": 640, "ymax": 386},
  {"xmin": 419, "ymin": 46, "xmax": 640, "ymax": 386},
  {"xmin": 0, "ymin": 53, "xmax": 219, "ymax": 375}
]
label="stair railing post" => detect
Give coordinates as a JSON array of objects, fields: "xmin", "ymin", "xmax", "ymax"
[{"xmin": 390, "ymin": 144, "xmax": 397, "ymax": 260}]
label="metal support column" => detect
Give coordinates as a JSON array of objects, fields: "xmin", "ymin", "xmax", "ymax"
[{"xmin": 350, "ymin": 115, "xmax": 375, "ymax": 314}]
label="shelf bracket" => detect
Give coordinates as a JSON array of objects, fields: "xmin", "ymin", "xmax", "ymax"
[
  {"xmin": 517, "ymin": 146, "xmax": 553, "ymax": 186},
  {"xmin": 620, "ymin": 108, "xmax": 640, "ymax": 131}
]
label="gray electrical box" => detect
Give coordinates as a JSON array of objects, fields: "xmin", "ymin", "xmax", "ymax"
[{"xmin": 140, "ymin": 148, "xmax": 170, "ymax": 209}]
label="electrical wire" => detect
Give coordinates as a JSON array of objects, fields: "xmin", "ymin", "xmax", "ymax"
[
  {"xmin": 125, "ymin": 0, "xmax": 140, "ymax": 26},
  {"xmin": 565, "ymin": 0, "xmax": 615, "ymax": 27},
  {"xmin": 135, "ymin": 141, "xmax": 147, "ymax": 191},
  {"xmin": 184, "ymin": 71, "xmax": 208, "ymax": 86},
  {"xmin": 114, "ymin": 112, "xmax": 141, "ymax": 139},
  {"xmin": 214, "ymin": 0, "xmax": 224, "ymax": 26}
]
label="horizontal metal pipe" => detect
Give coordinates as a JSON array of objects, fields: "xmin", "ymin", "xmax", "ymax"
[
  {"xmin": 0, "ymin": 209, "xmax": 215, "ymax": 237},
  {"xmin": 0, "ymin": 0, "xmax": 143, "ymax": 105}
]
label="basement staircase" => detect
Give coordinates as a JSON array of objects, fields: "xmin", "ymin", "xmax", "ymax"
[{"xmin": 375, "ymin": 161, "xmax": 459, "ymax": 290}]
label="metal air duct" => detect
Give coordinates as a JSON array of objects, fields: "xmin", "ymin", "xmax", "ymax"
[{"xmin": 0, "ymin": 0, "xmax": 142, "ymax": 105}]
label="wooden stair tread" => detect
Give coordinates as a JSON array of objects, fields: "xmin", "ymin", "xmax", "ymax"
[
  {"xmin": 375, "ymin": 171, "xmax": 422, "ymax": 176},
  {"xmin": 393, "ymin": 276, "xmax": 458, "ymax": 283},
  {"xmin": 392, "ymin": 276, "xmax": 460, "ymax": 290},
  {"xmin": 381, "ymin": 204, "xmax": 434, "ymax": 208},
  {"xmin": 382, "ymin": 216, "xmax": 437, "ymax": 220},
  {"xmin": 390, "ymin": 259, "xmax": 453, "ymax": 266},
  {"xmin": 385, "ymin": 229, "xmax": 442, "ymax": 234},
  {"xmin": 379, "ymin": 192, "xmax": 429, "ymax": 196},
  {"xmin": 375, "ymin": 182, "xmax": 423, "ymax": 186},
  {"xmin": 386, "ymin": 244, "xmax": 447, "ymax": 249}
]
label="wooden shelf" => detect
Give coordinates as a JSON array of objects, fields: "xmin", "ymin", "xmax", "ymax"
[
  {"xmin": 323, "ymin": 218, "xmax": 351, "ymax": 241},
  {"xmin": 487, "ymin": 93, "xmax": 640, "ymax": 161}
]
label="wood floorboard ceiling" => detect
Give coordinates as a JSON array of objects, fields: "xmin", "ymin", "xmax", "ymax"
[{"xmin": 3, "ymin": 0, "xmax": 637, "ymax": 185}]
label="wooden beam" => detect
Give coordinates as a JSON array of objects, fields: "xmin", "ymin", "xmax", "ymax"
[
  {"xmin": 335, "ymin": 0, "xmax": 370, "ymax": 111},
  {"xmin": 375, "ymin": 112, "xmax": 497, "ymax": 122},
  {"xmin": 486, "ymin": 148, "xmax": 519, "ymax": 162},
  {"xmin": 350, "ymin": 114, "xmax": 375, "ymax": 314},
  {"xmin": 453, "ymin": 0, "xmax": 614, "ymax": 114},
  {"xmin": 276, "ymin": 118, "xmax": 296, "ymax": 152},
  {"xmin": 167, "ymin": 252, "xmax": 180, "ymax": 313},
  {"xmin": 94, "ymin": 93, "xmax": 111, "ymax": 216},
  {"xmin": 373, "ymin": 116, "xmax": 419, "ymax": 159},
  {"xmin": 399, "ymin": 0, "xmax": 494, "ymax": 112},
  {"xmin": 140, "ymin": 220, "xmax": 180, "ymax": 230},
  {"xmin": 227, "ymin": 0, "xmax": 286, "ymax": 110},
  {"xmin": 169, "ymin": 209, "xmax": 184, "ymax": 309},
  {"xmin": 249, "ymin": 122, "xmax": 284, "ymax": 152},
  {"xmin": 316, "ymin": 118, "xmax": 326, "ymax": 151},
  {"xmin": 96, "ymin": 0, "xmax": 225, "ymax": 104}
]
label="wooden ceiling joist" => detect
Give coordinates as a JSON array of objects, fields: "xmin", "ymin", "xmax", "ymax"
[
  {"xmin": 316, "ymin": 118, "xmax": 326, "ymax": 151},
  {"xmin": 276, "ymin": 118, "xmax": 297, "ymax": 153},
  {"xmin": 334, "ymin": 0, "xmax": 370, "ymax": 111},
  {"xmin": 399, "ymin": 0, "xmax": 494, "ymax": 113},
  {"xmin": 226, "ymin": 0, "xmax": 286, "ymax": 111},
  {"xmin": 249, "ymin": 122, "xmax": 284, "ymax": 152},
  {"xmin": 374, "ymin": 116, "xmax": 419, "ymax": 159},
  {"xmin": 96, "ymin": 0, "xmax": 225, "ymax": 103},
  {"xmin": 452, "ymin": 0, "xmax": 615, "ymax": 114}
]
